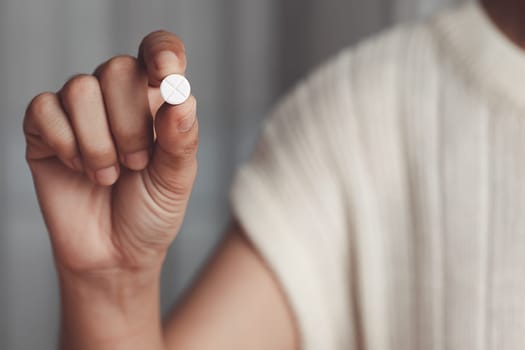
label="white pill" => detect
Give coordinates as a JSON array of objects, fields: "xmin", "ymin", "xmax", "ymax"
[{"xmin": 160, "ymin": 74, "xmax": 191, "ymax": 105}]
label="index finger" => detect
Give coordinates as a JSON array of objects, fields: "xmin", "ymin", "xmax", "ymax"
[{"xmin": 138, "ymin": 30, "xmax": 187, "ymax": 86}]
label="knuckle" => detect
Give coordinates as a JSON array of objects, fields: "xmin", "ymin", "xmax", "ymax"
[
  {"xmin": 84, "ymin": 144, "xmax": 116, "ymax": 164},
  {"xmin": 48, "ymin": 133, "xmax": 75, "ymax": 158},
  {"xmin": 98, "ymin": 55, "xmax": 138, "ymax": 81},
  {"xmin": 176, "ymin": 137, "xmax": 199, "ymax": 160},
  {"xmin": 62, "ymin": 74, "xmax": 99, "ymax": 102},
  {"xmin": 26, "ymin": 92, "xmax": 56, "ymax": 119},
  {"xmin": 114, "ymin": 127, "xmax": 150, "ymax": 149}
]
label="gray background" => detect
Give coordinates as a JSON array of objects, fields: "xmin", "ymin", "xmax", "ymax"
[{"xmin": 0, "ymin": 0, "xmax": 460, "ymax": 348}]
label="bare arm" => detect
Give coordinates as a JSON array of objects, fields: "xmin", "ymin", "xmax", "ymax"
[
  {"xmin": 164, "ymin": 221, "xmax": 298, "ymax": 349},
  {"xmin": 23, "ymin": 29, "xmax": 298, "ymax": 350},
  {"xmin": 57, "ymin": 221, "xmax": 298, "ymax": 350}
]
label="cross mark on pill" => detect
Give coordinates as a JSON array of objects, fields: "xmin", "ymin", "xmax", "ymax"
[{"xmin": 160, "ymin": 74, "xmax": 191, "ymax": 105}]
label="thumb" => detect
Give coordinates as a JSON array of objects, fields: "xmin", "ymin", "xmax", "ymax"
[{"xmin": 148, "ymin": 95, "xmax": 198, "ymax": 206}]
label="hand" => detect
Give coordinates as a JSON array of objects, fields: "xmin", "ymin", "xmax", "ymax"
[{"xmin": 23, "ymin": 30, "xmax": 198, "ymax": 278}]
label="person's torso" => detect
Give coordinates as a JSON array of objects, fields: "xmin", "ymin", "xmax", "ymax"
[{"xmin": 333, "ymin": 2, "xmax": 525, "ymax": 348}]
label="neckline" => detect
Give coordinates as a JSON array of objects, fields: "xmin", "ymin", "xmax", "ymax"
[{"xmin": 434, "ymin": 0, "xmax": 525, "ymax": 109}]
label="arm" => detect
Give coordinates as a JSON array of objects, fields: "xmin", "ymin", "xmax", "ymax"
[
  {"xmin": 23, "ymin": 29, "xmax": 298, "ymax": 350},
  {"xmin": 58, "ymin": 221, "xmax": 298, "ymax": 350},
  {"xmin": 164, "ymin": 221, "xmax": 298, "ymax": 349}
]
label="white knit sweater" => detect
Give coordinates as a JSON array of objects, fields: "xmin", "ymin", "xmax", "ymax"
[{"xmin": 229, "ymin": 1, "xmax": 525, "ymax": 349}]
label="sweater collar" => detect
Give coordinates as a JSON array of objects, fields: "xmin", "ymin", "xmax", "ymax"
[{"xmin": 434, "ymin": 0, "xmax": 525, "ymax": 109}]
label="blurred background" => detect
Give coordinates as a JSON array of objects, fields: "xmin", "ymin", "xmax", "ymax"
[{"xmin": 0, "ymin": 0, "xmax": 461, "ymax": 348}]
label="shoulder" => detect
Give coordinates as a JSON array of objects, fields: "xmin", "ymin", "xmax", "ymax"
[
  {"xmin": 263, "ymin": 15, "xmax": 443, "ymax": 158},
  {"xmin": 273, "ymin": 15, "xmax": 442, "ymax": 123}
]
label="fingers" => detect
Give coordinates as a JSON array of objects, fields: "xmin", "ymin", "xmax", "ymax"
[
  {"xmin": 23, "ymin": 92, "xmax": 83, "ymax": 172},
  {"xmin": 95, "ymin": 55, "xmax": 153, "ymax": 170},
  {"xmin": 138, "ymin": 30, "xmax": 187, "ymax": 86},
  {"xmin": 24, "ymin": 30, "xmax": 195, "ymax": 191},
  {"xmin": 147, "ymin": 95, "xmax": 198, "ymax": 199},
  {"xmin": 59, "ymin": 75, "xmax": 120, "ymax": 186}
]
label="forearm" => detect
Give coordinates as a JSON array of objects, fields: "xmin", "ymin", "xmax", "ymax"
[
  {"xmin": 58, "ymin": 266, "xmax": 166, "ymax": 350},
  {"xmin": 57, "ymin": 226, "xmax": 298, "ymax": 350}
]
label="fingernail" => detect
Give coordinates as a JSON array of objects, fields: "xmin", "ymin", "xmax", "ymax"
[
  {"xmin": 71, "ymin": 157, "xmax": 83, "ymax": 172},
  {"xmin": 178, "ymin": 115, "xmax": 196, "ymax": 132},
  {"xmin": 124, "ymin": 150, "xmax": 149, "ymax": 170},
  {"xmin": 154, "ymin": 51, "xmax": 178, "ymax": 72},
  {"xmin": 95, "ymin": 165, "xmax": 119, "ymax": 186}
]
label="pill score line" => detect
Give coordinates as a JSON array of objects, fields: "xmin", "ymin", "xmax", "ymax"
[{"xmin": 160, "ymin": 74, "xmax": 191, "ymax": 105}]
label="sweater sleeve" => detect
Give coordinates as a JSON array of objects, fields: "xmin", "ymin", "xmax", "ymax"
[{"xmin": 228, "ymin": 49, "xmax": 357, "ymax": 350}]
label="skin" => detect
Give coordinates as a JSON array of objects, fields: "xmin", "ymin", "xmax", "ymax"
[
  {"xmin": 24, "ymin": 31, "xmax": 297, "ymax": 350},
  {"xmin": 23, "ymin": 1, "xmax": 522, "ymax": 349},
  {"xmin": 481, "ymin": 0, "xmax": 525, "ymax": 49}
]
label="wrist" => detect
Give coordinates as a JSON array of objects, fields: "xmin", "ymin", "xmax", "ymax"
[
  {"xmin": 57, "ymin": 262, "xmax": 163, "ymax": 298},
  {"xmin": 58, "ymin": 264, "xmax": 165, "ymax": 350}
]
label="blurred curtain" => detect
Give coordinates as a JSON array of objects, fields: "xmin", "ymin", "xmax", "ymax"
[{"xmin": 0, "ymin": 0, "xmax": 461, "ymax": 348}]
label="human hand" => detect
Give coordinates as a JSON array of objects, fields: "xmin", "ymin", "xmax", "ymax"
[{"xmin": 23, "ymin": 30, "xmax": 198, "ymax": 280}]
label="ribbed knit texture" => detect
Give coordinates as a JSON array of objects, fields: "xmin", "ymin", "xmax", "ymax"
[{"xmin": 229, "ymin": 1, "xmax": 525, "ymax": 349}]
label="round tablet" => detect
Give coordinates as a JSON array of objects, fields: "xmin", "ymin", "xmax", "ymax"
[{"xmin": 160, "ymin": 74, "xmax": 191, "ymax": 105}]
